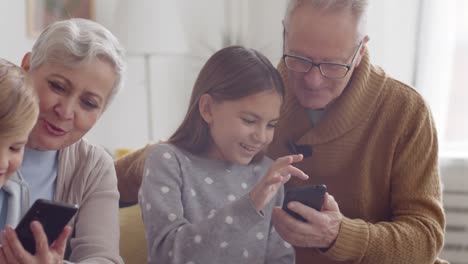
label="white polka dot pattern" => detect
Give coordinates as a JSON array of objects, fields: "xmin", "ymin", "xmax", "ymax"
[
  {"xmin": 204, "ymin": 177, "xmax": 213, "ymax": 184},
  {"xmin": 168, "ymin": 213, "xmax": 177, "ymax": 221},
  {"xmin": 220, "ymin": 241, "xmax": 228, "ymax": 248},
  {"xmin": 227, "ymin": 194, "xmax": 236, "ymax": 201},
  {"xmin": 207, "ymin": 209, "xmax": 216, "ymax": 219},
  {"xmin": 256, "ymin": 232, "xmax": 264, "ymax": 240},
  {"xmin": 139, "ymin": 145, "xmax": 295, "ymax": 263}
]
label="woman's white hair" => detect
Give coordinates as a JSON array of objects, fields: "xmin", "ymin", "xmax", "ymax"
[
  {"xmin": 29, "ymin": 18, "xmax": 126, "ymax": 107},
  {"xmin": 284, "ymin": 0, "xmax": 369, "ymax": 42}
]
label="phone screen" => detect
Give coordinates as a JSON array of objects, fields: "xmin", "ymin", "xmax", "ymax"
[{"xmin": 282, "ymin": 184, "xmax": 327, "ymax": 222}]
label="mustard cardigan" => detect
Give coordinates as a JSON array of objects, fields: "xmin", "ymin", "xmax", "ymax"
[{"xmin": 268, "ymin": 50, "xmax": 447, "ymax": 264}]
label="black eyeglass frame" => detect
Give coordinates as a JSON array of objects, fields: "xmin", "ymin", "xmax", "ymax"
[{"xmin": 282, "ymin": 28, "xmax": 364, "ymax": 79}]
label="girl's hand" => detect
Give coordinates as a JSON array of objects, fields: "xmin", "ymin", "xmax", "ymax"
[
  {"xmin": 249, "ymin": 154, "xmax": 309, "ymax": 211},
  {"xmin": 0, "ymin": 221, "xmax": 72, "ymax": 264}
]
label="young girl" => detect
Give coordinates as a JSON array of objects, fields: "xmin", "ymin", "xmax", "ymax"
[
  {"xmin": 0, "ymin": 58, "xmax": 71, "ymax": 263},
  {"xmin": 139, "ymin": 46, "xmax": 309, "ymax": 263}
]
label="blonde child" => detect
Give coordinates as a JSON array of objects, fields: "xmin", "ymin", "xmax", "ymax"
[
  {"xmin": 139, "ymin": 46, "xmax": 309, "ymax": 263},
  {"xmin": 0, "ymin": 58, "xmax": 38, "ymax": 190},
  {"xmin": 0, "ymin": 58, "xmax": 71, "ymax": 263}
]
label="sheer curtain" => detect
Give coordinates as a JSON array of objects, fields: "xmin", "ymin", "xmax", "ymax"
[
  {"xmin": 415, "ymin": 2, "xmax": 468, "ymax": 261},
  {"xmin": 414, "ymin": 0, "xmax": 464, "ymax": 158}
]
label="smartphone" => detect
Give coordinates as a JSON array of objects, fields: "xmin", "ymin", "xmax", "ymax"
[
  {"xmin": 15, "ymin": 199, "xmax": 79, "ymax": 254},
  {"xmin": 282, "ymin": 184, "xmax": 327, "ymax": 222}
]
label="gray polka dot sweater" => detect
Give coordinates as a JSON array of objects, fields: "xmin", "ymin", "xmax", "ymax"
[{"xmin": 139, "ymin": 143, "xmax": 294, "ymax": 264}]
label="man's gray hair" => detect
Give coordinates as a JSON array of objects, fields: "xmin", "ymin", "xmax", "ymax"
[
  {"xmin": 284, "ymin": 0, "xmax": 369, "ymax": 42},
  {"xmin": 29, "ymin": 18, "xmax": 126, "ymax": 107}
]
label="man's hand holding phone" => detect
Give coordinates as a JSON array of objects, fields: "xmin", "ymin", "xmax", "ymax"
[
  {"xmin": 272, "ymin": 192, "xmax": 343, "ymax": 249},
  {"xmin": 270, "ymin": 141, "xmax": 343, "ymax": 249}
]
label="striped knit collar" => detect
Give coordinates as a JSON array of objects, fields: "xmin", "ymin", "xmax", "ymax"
[{"xmin": 278, "ymin": 49, "xmax": 387, "ymax": 145}]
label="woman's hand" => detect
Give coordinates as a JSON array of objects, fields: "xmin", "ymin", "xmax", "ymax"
[
  {"xmin": 0, "ymin": 221, "xmax": 72, "ymax": 264},
  {"xmin": 249, "ymin": 154, "xmax": 309, "ymax": 211}
]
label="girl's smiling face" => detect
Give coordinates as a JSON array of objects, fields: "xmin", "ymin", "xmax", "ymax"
[{"xmin": 201, "ymin": 90, "xmax": 282, "ymax": 165}]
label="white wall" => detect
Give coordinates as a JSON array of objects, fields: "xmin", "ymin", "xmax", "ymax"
[
  {"xmin": 0, "ymin": 0, "xmax": 35, "ymax": 63},
  {"xmin": 367, "ymin": 1, "xmax": 420, "ymax": 85},
  {"xmin": 0, "ymin": 0, "xmax": 420, "ymax": 153},
  {"xmin": 0, "ymin": 0, "xmax": 120, "ymax": 64}
]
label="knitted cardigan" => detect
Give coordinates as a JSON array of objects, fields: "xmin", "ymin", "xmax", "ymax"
[{"xmin": 268, "ymin": 50, "xmax": 447, "ymax": 264}]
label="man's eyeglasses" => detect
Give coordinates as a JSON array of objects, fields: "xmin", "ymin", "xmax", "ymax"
[{"xmin": 283, "ymin": 40, "xmax": 363, "ymax": 79}]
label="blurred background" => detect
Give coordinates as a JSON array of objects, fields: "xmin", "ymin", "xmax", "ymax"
[{"xmin": 0, "ymin": 0, "xmax": 467, "ymax": 262}]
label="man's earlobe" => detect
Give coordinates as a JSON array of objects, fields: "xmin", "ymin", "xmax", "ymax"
[
  {"xmin": 355, "ymin": 35, "xmax": 370, "ymax": 66},
  {"xmin": 21, "ymin": 52, "xmax": 32, "ymax": 71}
]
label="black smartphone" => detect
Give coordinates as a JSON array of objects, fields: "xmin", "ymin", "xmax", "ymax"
[
  {"xmin": 282, "ymin": 184, "xmax": 327, "ymax": 222},
  {"xmin": 15, "ymin": 199, "xmax": 79, "ymax": 254}
]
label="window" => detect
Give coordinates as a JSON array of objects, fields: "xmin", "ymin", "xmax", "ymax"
[
  {"xmin": 442, "ymin": 0, "xmax": 468, "ymax": 156},
  {"xmin": 415, "ymin": 0, "xmax": 467, "ymax": 158}
]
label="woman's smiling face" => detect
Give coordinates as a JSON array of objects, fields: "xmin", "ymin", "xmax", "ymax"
[{"xmin": 25, "ymin": 58, "xmax": 116, "ymax": 150}]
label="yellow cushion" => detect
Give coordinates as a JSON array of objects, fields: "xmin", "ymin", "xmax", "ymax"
[{"xmin": 120, "ymin": 205, "xmax": 147, "ymax": 264}]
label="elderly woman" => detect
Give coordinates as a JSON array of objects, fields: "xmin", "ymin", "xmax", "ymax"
[{"xmin": 0, "ymin": 18, "xmax": 125, "ymax": 264}]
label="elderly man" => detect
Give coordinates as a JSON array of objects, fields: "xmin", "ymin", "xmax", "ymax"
[{"xmin": 268, "ymin": 0, "xmax": 447, "ymax": 263}]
